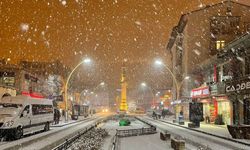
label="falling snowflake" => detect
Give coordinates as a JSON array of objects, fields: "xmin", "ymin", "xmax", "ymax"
[
  {"xmin": 193, "ymin": 49, "xmax": 201, "ymax": 56},
  {"xmin": 20, "ymin": 23, "xmax": 29, "ymax": 32},
  {"xmin": 195, "ymin": 42, "xmax": 201, "ymax": 47},
  {"xmin": 237, "ymin": 57, "xmax": 244, "ymax": 62},
  {"xmin": 61, "ymin": 0, "xmax": 67, "ymax": 6},
  {"xmin": 27, "ymin": 38, "xmax": 32, "ymax": 43},
  {"xmin": 135, "ymin": 21, "xmax": 141, "ymax": 26}
]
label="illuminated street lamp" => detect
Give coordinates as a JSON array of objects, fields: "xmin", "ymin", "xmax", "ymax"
[
  {"xmin": 154, "ymin": 59, "xmax": 191, "ymax": 119},
  {"xmin": 79, "ymin": 81, "xmax": 106, "ymax": 106},
  {"xmin": 140, "ymin": 82, "xmax": 156, "ymax": 109},
  {"xmin": 64, "ymin": 57, "xmax": 92, "ymax": 122},
  {"xmin": 154, "ymin": 59, "xmax": 190, "ymax": 104},
  {"xmin": 141, "ymin": 82, "xmax": 147, "ymax": 87},
  {"xmin": 154, "ymin": 59, "xmax": 180, "ymax": 99}
]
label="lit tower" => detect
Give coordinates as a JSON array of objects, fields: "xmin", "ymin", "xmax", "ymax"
[{"xmin": 119, "ymin": 64, "xmax": 128, "ymax": 112}]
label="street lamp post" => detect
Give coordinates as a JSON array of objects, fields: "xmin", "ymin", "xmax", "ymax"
[
  {"xmin": 140, "ymin": 82, "xmax": 157, "ymax": 109},
  {"xmin": 64, "ymin": 58, "xmax": 91, "ymax": 122},
  {"xmin": 154, "ymin": 59, "xmax": 190, "ymax": 118},
  {"xmin": 79, "ymin": 82, "xmax": 105, "ymax": 103},
  {"xmin": 154, "ymin": 60, "xmax": 180, "ymax": 100},
  {"xmin": 176, "ymin": 76, "xmax": 190, "ymax": 100},
  {"xmin": 79, "ymin": 82, "xmax": 106, "ymax": 114}
]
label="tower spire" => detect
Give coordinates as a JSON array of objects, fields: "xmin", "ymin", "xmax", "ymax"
[{"xmin": 119, "ymin": 59, "xmax": 128, "ymax": 112}]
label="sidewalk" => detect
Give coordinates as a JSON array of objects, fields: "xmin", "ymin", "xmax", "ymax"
[
  {"xmin": 51, "ymin": 115, "xmax": 95, "ymax": 127},
  {"xmin": 159, "ymin": 116, "xmax": 250, "ymax": 144}
]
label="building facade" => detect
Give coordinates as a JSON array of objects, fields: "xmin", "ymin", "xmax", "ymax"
[{"xmin": 166, "ymin": 0, "xmax": 250, "ymax": 124}]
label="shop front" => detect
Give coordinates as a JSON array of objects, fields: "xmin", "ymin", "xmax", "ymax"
[
  {"xmin": 191, "ymin": 86, "xmax": 211, "ymax": 122},
  {"xmin": 210, "ymin": 83, "xmax": 232, "ymax": 125},
  {"xmin": 171, "ymin": 99, "xmax": 192, "ymax": 120},
  {"xmin": 191, "ymin": 86, "xmax": 232, "ymax": 125},
  {"xmin": 225, "ymin": 76, "xmax": 250, "ymax": 125}
]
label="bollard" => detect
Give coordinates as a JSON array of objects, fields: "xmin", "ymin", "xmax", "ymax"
[
  {"xmin": 179, "ymin": 121, "xmax": 184, "ymax": 125},
  {"xmin": 160, "ymin": 132, "xmax": 166, "ymax": 140},
  {"xmin": 188, "ymin": 123, "xmax": 196, "ymax": 128},
  {"xmin": 165, "ymin": 133, "xmax": 171, "ymax": 140},
  {"xmin": 171, "ymin": 138, "xmax": 185, "ymax": 150}
]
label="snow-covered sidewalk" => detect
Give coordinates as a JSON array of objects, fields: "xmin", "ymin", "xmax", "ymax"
[
  {"xmin": 51, "ymin": 115, "xmax": 95, "ymax": 127},
  {"xmin": 159, "ymin": 116, "xmax": 250, "ymax": 144}
]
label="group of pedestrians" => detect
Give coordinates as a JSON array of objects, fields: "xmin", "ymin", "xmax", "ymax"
[
  {"xmin": 151, "ymin": 108, "xmax": 176, "ymax": 120},
  {"xmin": 152, "ymin": 109, "xmax": 168, "ymax": 120}
]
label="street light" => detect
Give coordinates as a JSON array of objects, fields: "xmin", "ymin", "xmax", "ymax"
[
  {"xmin": 141, "ymin": 82, "xmax": 147, "ymax": 87},
  {"xmin": 64, "ymin": 57, "xmax": 92, "ymax": 122},
  {"xmin": 79, "ymin": 81, "xmax": 106, "ymax": 106},
  {"xmin": 153, "ymin": 59, "xmax": 190, "ymax": 117},
  {"xmin": 154, "ymin": 59, "xmax": 179, "ymax": 99},
  {"xmin": 154, "ymin": 59, "xmax": 190, "ymax": 100},
  {"xmin": 140, "ymin": 82, "xmax": 156, "ymax": 109}
]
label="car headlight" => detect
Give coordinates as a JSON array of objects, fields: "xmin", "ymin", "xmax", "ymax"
[{"xmin": 3, "ymin": 121, "xmax": 14, "ymax": 127}]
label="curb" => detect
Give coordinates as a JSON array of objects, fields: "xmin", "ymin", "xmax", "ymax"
[
  {"xmin": 51, "ymin": 118, "xmax": 88, "ymax": 127},
  {"xmin": 158, "ymin": 119, "xmax": 250, "ymax": 147}
]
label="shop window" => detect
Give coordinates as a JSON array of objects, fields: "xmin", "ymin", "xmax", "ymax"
[{"xmin": 216, "ymin": 40, "xmax": 225, "ymax": 50}]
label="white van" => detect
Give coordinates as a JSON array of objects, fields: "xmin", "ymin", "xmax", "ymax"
[{"xmin": 0, "ymin": 95, "xmax": 54, "ymax": 140}]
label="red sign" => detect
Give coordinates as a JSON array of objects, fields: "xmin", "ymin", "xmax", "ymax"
[
  {"xmin": 191, "ymin": 86, "xmax": 210, "ymax": 98},
  {"xmin": 21, "ymin": 91, "xmax": 44, "ymax": 99}
]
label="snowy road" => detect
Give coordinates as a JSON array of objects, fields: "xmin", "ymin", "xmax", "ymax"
[
  {"xmin": 141, "ymin": 116, "xmax": 250, "ymax": 150},
  {"xmin": 0, "ymin": 115, "xmax": 108, "ymax": 150}
]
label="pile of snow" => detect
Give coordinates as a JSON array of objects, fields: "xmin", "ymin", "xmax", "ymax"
[{"xmin": 68, "ymin": 128, "xmax": 108, "ymax": 150}]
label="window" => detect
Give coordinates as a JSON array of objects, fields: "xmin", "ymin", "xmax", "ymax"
[
  {"xmin": 23, "ymin": 105, "xmax": 30, "ymax": 114},
  {"xmin": 32, "ymin": 104, "xmax": 53, "ymax": 115},
  {"xmin": 0, "ymin": 72, "xmax": 15, "ymax": 87},
  {"xmin": 216, "ymin": 40, "xmax": 225, "ymax": 50}
]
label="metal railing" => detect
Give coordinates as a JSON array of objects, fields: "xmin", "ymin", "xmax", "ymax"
[
  {"xmin": 116, "ymin": 127, "xmax": 156, "ymax": 137},
  {"xmin": 111, "ymin": 133, "xmax": 118, "ymax": 150}
]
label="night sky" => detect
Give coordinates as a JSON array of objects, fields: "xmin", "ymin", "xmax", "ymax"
[{"xmin": 1, "ymin": 0, "xmax": 249, "ymax": 91}]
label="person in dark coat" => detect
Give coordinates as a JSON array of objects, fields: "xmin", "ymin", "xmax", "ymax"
[{"xmin": 54, "ymin": 109, "xmax": 61, "ymax": 124}]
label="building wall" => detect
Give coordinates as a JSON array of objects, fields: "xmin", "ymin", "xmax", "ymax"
[{"xmin": 183, "ymin": 2, "xmax": 250, "ymax": 77}]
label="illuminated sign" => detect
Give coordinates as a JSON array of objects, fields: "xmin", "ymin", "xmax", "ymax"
[
  {"xmin": 225, "ymin": 77, "xmax": 250, "ymax": 93},
  {"xmin": 191, "ymin": 86, "xmax": 210, "ymax": 98}
]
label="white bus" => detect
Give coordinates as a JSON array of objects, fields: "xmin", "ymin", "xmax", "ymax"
[{"xmin": 0, "ymin": 95, "xmax": 54, "ymax": 140}]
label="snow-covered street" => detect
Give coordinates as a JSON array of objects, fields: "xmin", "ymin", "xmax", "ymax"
[
  {"xmin": 0, "ymin": 115, "xmax": 107, "ymax": 150},
  {"xmin": 140, "ymin": 116, "xmax": 250, "ymax": 150}
]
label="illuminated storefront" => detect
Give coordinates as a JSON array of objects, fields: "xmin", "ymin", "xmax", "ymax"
[{"xmin": 191, "ymin": 86, "xmax": 232, "ymax": 125}]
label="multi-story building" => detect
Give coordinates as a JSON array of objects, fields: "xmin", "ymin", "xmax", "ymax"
[
  {"xmin": 0, "ymin": 60, "xmax": 67, "ymax": 99},
  {"xmin": 166, "ymin": 0, "xmax": 250, "ymax": 124}
]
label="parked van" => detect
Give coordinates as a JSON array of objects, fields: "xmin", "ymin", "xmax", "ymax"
[{"xmin": 0, "ymin": 95, "xmax": 54, "ymax": 140}]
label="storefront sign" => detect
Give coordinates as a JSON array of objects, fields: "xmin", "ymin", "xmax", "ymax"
[
  {"xmin": 225, "ymin": 77, "xmax": 250, "ymax": 93},
  {"xmin": 191, "ymin": 86, "xmax": 210, "ymax": 98}
]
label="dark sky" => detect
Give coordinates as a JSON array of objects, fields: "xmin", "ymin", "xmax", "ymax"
[{"xmin": 1, "ymin": 0, "xmax": 248, "ymax": 91}]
